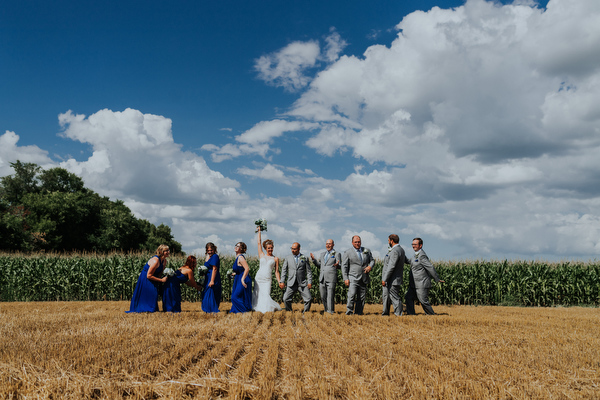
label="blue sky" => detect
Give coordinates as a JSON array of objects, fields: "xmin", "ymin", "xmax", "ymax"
[{"xmin": 3, "ymin": 0, "xmax": 600, "ymax": 261}]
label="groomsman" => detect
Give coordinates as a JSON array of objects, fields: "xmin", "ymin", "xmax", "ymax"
[
  {"xmin": 342, "ymin": 235, "xmax": 374, "ymax": 315},
  {"xmin": 280, "ymin": 242, "xmax": 313, "ymax": 312},
  {"xmin": 310, "ymin": 239, "xmax": 341, "ymax": 314},
  {"xmin": 404, "ymin": 237, "xmax": 445, "ymax": 315},
  {"xmin": 381, "ymin": 234, "xmax": 409, "ymax": 316}
]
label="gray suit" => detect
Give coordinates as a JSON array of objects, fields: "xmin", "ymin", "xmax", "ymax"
[
  {"xmin": 280, "ymin": 253, "xmax": 313, "ymax": 312},
  {"xmin": 404, "ymin": 249, "xmax": 441, "ymax": 315},
  {"xmin": 382, "ymin": 244, "xmax": 409, "ymax": 316},
  {"xmin": 342, "ymin": 247, "xmax": 374, "ymax": 315},
  {"xmin": 312, "ymin": 249, "xmax": 341, "ymax": 314}
]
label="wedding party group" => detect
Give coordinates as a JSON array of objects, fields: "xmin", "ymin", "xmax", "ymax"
[{"xmin": 126, "ymin": 224, "xmax": 444, "ymax": 316}]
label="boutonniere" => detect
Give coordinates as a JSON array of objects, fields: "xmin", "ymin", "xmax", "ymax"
[
  {"xmin": 387, "ymin": 247, "xmax": 392, "ymax": 253},
  {"xmin": 299, "ymin": 255, "xmax": 307, "ymax": 262},
  {"xmin": 330, "ymin": 250, "xmax": 336, "ymax": 258},
  {"xmin": 362, "ymin": 248, "xmax": 369, "ymax": 255}
]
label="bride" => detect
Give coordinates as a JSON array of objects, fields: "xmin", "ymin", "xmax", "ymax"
[{"xmin": 252, "ymin": 226, "xmax": 282, "ymax": 313}]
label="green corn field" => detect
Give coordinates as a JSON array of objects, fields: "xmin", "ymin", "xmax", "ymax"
[{"xmin": 0, "ymin": 252, "xmax": 598, "ymax": 306}]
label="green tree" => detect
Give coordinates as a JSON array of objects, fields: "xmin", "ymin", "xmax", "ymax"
[
  {"xmin": 22, "ymin": 191, "xmax": 104, "ymax": 251},
  {"xmin": 93, "ymin": 200, "xmax": 149, "ymax": 251},
  {"xmin": 0, "ymin": 200, "xmax": 34, "ymax": 251},
  {"xmin": 141, "ymin": 220, "xmax": 183, "ymax": 254},
  {"xmin": 0, "ymin": 161, "xmax": 41, "ymax": 204},
  {"xmin": 1, "ymin": 161, "xmax": 183, "ymax": 253},
  {"xmin": 39, "ymin": 167, "xmax": 85, "ymax": 194}
]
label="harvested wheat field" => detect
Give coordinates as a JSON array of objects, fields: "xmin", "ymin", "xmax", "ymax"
[{"xmin": 1, "ymin": 302, "xmax": 599, "ymax": 399}]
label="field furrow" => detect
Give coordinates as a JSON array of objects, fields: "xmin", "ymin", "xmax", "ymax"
[{"xmin": 1, "ymin": 302, "xmax": 599, "ymax": 399}]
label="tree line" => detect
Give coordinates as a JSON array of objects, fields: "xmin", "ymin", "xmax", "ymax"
[{"xmin": 0, "ymin": 161, "xmax": 181, "ymax": 253}]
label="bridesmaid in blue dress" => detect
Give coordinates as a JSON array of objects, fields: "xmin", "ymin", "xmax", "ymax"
[
  {"xmin": 162, "ymin": 255, "xmax": 202, "ymax": 312},
  {"xmin": 230, "ymin": 242, "xmax": 253, "ymax": 313},
  {"xmin": 127, "ymin": 245, "xmax": 170, "ymax": 313},
  {"xmin": 202, "ymin": 242, "xmax": 222, "ymax": 313}
]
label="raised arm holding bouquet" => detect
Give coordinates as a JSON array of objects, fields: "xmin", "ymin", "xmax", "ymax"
[{"xmin": 251, "ymin": 225, "xmax": 282, "ymax": 313}]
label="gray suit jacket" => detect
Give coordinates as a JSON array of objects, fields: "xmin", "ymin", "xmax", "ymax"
[
  {"xmin": 342, "ymin": 247, "xmax": 375, "ymax": 284},
  {"xmin": 280, "ymin": 253, "xmax": 312, "ymax": 286},
  {"xmin": 409, "ymin": 249, "xmax": 440, "ymax": 289},
  {"xmin": 312, "ymin": 249, "xmax": 341, "ymax": 283},
  {"xmin": 382, "ymin": 244, "xmax": 409, "ymax": 286}
]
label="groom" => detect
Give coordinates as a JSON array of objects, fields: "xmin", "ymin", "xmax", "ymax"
[
  {"xmin": 342, "ymin": 235, "xmax": 374, "ymax": 315},
  {"xmin": 280, "ymin": 242, "xmax": 313, "ymax": 312}
]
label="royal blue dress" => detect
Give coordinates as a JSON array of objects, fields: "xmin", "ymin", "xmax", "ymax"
[
  {"xmin": 127, "ymin": 255, "xmax": 164, "ymax": 313},
  {"xmin": 162, "ymin": 270, "xmax": 189, "ymax": 313},
  {"xmin": 230, "ymin": 255, "xmax": 253, "ymax": 314},
  {"xmin": 202, "ymin": 254, "xmax": 222, "ymax": 313}
]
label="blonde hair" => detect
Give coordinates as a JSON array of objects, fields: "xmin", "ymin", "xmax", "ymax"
[{"xmin": 156, "ymin": 244, "xmax": 169, "ymax": 256}]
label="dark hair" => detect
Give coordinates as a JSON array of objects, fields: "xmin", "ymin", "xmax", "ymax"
[
  {"xmin": 388, "ymin": 234, "xmax": 399, "ymax": 244},
  {"xmin": 236, "ymin": 242, "xmax": 247, "ymax": 253},
  {"xmin": 262, "ymin": 239, "xmax": 274, "ymax": 250},
  {"xmin": 184, "ymin": 255, "xmax": 197, "ymax": 268},
  {"xmin": 413, "ymin": 237, "xmax": 423, "ymax": 246},
  {"xmin": 205, "ymin": 242, "xmax": 217, "ymax": 253}
]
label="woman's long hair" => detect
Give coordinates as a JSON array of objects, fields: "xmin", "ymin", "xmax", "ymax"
[
  {"xmin": 205, "ymin": 242, "xmax": 217, "ymax": 253},
  {"xmin": 156, "ymin": 244, "xmax": 169, "ymax": 256},
  {"xmin": 184, "ymin": 255, "xmax": 197, "ymax": 268}
]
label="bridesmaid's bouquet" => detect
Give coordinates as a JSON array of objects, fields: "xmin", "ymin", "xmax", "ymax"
[
  {"xmin": 163, "ymin": 268, "xmax": 175, "ymax": 277},
  {"xmin": 226, "ymin": 268, "xmax": 236, "ymax": 278},
  {"xmin": 254, "ymin": 218, "xmax": 267, "ymax": 232},
  {"xmin": 198, "ymin": 265, "xmax": 208, "ymax": 275}
]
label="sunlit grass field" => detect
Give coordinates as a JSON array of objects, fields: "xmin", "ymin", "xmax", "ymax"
[{"xmin": 1, "ymin": 302, "xmax": 599, "ymax": 399}]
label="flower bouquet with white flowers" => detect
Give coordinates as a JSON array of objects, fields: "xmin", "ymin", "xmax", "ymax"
[
  {"xmin": 163, "ymin": 268, "xmax": 175, "ymax": 277},
  {"xmin": 255, "ymin": 218, "xmax": 267, "ymax": 232},
  {"xmin": 198, "ymin": 265, "xmax": 208, "ymax": 275},
  {"xmin": 226, "ymin": 268, "xmax": 236, "ymax": 278}
]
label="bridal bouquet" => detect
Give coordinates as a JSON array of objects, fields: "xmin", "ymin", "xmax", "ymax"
[
  {"xmin": 254, "ymin": 218, "xmax": 267, "ymax": 232},
  {"xmin": 163, "ymin": 267, "xmax": 175, "ymax": 277}
]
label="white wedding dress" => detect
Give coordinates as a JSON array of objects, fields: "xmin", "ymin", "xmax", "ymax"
[{"xmin": 252, "ymin": 256, "xmax": 282, "ymax": 313}]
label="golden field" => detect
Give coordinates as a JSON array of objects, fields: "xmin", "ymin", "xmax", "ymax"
[{"xmin": 1, "ymin": 302, "xmax": 599, "ymax": 399}]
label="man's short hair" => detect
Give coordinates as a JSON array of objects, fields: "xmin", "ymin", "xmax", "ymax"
[
  {"xmin": 413, "ymin": 237, "xmax": 423, "ymax": 246},
  {"xmin": 388, "ymin": 234, "xmax": 399, "ymax": 244}
]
